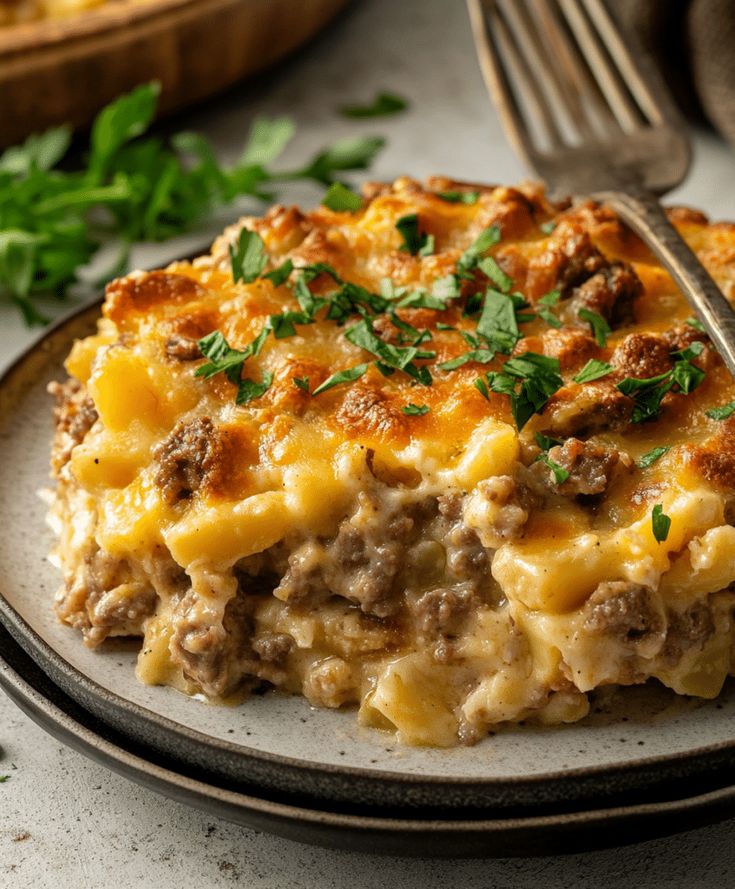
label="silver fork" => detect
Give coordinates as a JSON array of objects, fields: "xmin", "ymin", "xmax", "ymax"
[{"xmin": 467, "ymin": 0, "xmax": 735, "ymax": 377}]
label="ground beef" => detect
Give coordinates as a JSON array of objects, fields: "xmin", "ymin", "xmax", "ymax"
[
  {"xmin": 662, "ymin": 602, "xmax": 716, "ymax": 666},
  {"xmin": 584, "ymin": 581, "xmax": 665, "ymax": 654},
  {"xmin": 542, "ymin": 438, "xmax": 622, "ymax": 496},
  {"xmin": 542, "ymin": 382, "xmax": 634, "ymax": 438},
  {"xmin": 549, "ymin": 231, "xmax": 608, "ymax": 295},
  {"xmin": 48, "ymin": 379, "xmax": 99, "ymax": 472},
  {"xmin": 153, "ymin": 417, "xmax": 222, "ymax": 504},
  {"xmin": 88, "ymin": 582, "xmax": 157, "ymax": 631},
  {"xmin": 563, "ymin": 262, "xmax": 641, "ymax": 328},
  {"xmin": 164, "ymin": 333, "xmax": 202, "ymax": 361},
  {"xmin": 252, "ymin": 632, "xmax": 293, "ymax": 664},
  {"xmin": 611, "ymin": 332, "xmax": 672, "ymax": 380},
  {"xmin": 463, "ymin": 476, "xmax": 529, "ymax": 547},
  {"xmin": 411, "ymin": 585, "xmax": 477, "ymax": 663}
]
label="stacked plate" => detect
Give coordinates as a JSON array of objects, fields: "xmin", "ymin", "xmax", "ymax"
[{"xmin": 2, "ymin": 305, "xmax": 735, "ymax": 857}]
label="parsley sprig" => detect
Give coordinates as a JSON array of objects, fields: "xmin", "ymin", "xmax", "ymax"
[
  {"xmin": 476, "ymin": 352, "xmax": 564, "ymax": 430},
  {"xmin": 0, "ymin": 82, "xmax": 386, "ymax": 323},
  {"xmin": 617, "ymin": 341, "xmax": 706, "ymax": 423}
]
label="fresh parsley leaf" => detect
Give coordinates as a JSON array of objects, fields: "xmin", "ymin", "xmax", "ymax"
[
  {"xmin": 538, "ymin": 290, "xmax": 561, "ymax": 308},
  {"xmin": 322, "ymin": 182, "xmax": 363, "ymax": 212},
  {"xmin": 578, "ymin": 308, "xmax": 611, "ymax": 347},
  {"xmin": 637, "ymin": 446, "xmax": 670, "ymax": 468},
  {"xmin": 293, "ymin": 376, "xmax": 310, "ymax": 392},
  {"xmin": 474, "ymin": 377, "xmax": 490, "ymax": 399},
  {"xmin": 295, "ymin": 135, "xmax": 385, "ymax": 185},
  {"xmin": 438, "ymin": 190, "xmax": 479, "ymax": 204},
  {"xmin": 0, "ymin": 775, "xmax": 10, "ymax": 783},
  {"xmin": 535, "ymin": 432, "xmax": 562, "ymax": 451},
  {"xmin": 432, "ymin": 275, "xmax": 461, "ymax": 300},
  {"xmin": 396, "ymin": 213, "xmax": 432, "ymax": 256},
  {"xmin": 230, "ymin": 229, "xmax": 267, "ymax": 284},
  {"xmin": 685, "ymin": 316, "xmax": 706, "ymax": 333},
  {"xmin": 536, "ymin": 453, "xmax": 570, "ymax": 484},
  {"xmin": 485, "ymin": 352, "xmax": 563, "ymax": 430},
  {"xmin": 345, "ymin": 317, "xmax": 432, "ymax": 384},
  {"xmin": 269, "ymin": 311, "xmax": 311, "ymax": 338},
  {"xmin": 262, "ymin": 259, "xmax": 293, "ymax": 286},
  {"xmin": 671, "ymin": 358, "xmax": 705, "ymax": 394},
  {"xmin": 617, "ymin": 370, "xmax": 674, "ymax": 423},
  {"xmin": 196, "ymin": 328, "xmax": 268, "ymax": 382},
  {"xmin": 651, "ymin": 503, "xmax": 671, "ymax": 543},
  {"xmin": 0, "ymin": 126, "xmax": 71, "ymax": 175},
  {"xmin": 236, "ymin": 370, "xmax": 274, "ymax": 404},
  {"xmin": 540, "ymin": 220, "xmax": 556, "ymax": 235},
  {"xmin": 313, "ymin": 363, "xmax": 370, "ymax": 395},
  {"xmin": 671, "ymin": 340, "xmax": 705, "ymax": 362},
  {"xmin": 573, "ymin": 359, "xmax": 614, "ymax": 383},
  {"xmin": 238, "ymin": 116, "xmax": 296, "ymax": 166},
  {"xmin": 457, "ymin": 225, "xmax": 501, "ymax": 276},
  {"xmin": 439, "ymin": 349, "xmax": 495, "ymax": 371},
  {"xmin": 339, "ymin": 91, "xmax": 408, "ymax": 118},
  {"xmin": 402, "ymin": 403, "xmax": 430, "ymax": 415},
  {"xmin": 706, "ymin": 401, "xmax": 735, "ymax": 420},
  {"xmin": 478, "ymin": 255, "xmax": 512, "ymax": 293},
  {"xmin": 89, "ymin": 82, "xmax": 160, "ymax": 178},
  {"xmin": 476, "ymin": 289, "xmax": 520, "ymax": 354}
]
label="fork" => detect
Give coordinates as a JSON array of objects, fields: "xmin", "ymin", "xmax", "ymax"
[{"xmin": 467, "ymin": 0, "xmax": 735, "ymax": 377}]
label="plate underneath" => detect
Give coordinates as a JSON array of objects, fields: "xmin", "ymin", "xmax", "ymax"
[
  {"xmin": 3, "ymin": 622, "xmax": 735, "ymax": 858},
  {"xmin": 3, "ymin": 303, "xmax": 735, "ymax": 812}
]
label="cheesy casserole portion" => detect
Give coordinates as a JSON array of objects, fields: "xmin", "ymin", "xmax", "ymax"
[{"xmin": 49, "ymin": 177, "xmax": 735, "ymax": 746}]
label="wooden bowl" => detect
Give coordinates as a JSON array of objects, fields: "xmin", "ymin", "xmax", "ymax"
[{"xmin": 0, "ymin": 0, "xmax": 349, "ymax": 147}]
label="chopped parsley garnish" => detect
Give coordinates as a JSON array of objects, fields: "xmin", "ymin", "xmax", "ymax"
[
  {"xmin": 578, "ymin": 308, "xmax": 611, "ymax": 347},
  {"xmin": 312, "ymin": 363, "xmax": 370, "ymax": 395},
  {"xmin": 262, "ymin": 259, "xmax": 293, "ymax": 286},
  {"xmin": 0, "ymin": 82, "xmax": 389, "ymax": 324},
  {"xmin": 237, "ymin": 371, "xmax": 273, "ymax": 404},
  {"xmin": 345, "ymin": 317, "xmax": 433, "ymax": 384},
  {"xmin": 437, "ymin": 190, "xmax": 480, "ymax": 204},
  {"xmin": 686, "ymin": 317, "xmax": 706, "ymax": 333},
  {"xmin": 230, "ymin": 229, "xmax": 267, "ymax": 283},
  {"xmin": 403, "ymin": 403, "xmax": 430, "ymax": 416},
  {"xmin": 651, "ymin": 503, "xmax": 671, "ymax": 542},
  {"xmin": 477, "ymin": 255, "xmax": 512, "ymax": 293},
  {"xmin": 540, "ymin": 220, "xmax": 557, "ymax": 235},
  {"xmin": 535, "ymin": 432, "xmax": 562, "ymax": 451},
  {"xmin": 0, "ymin": 775, "xmax": 9, "ymax": 783},
  {"xmin": 534, "ymin": 432, "xmax": 568, "ymax": 483},
  {"xmin": 395, "ymin": 214, "xmax": 433, "ymax": 256},
  {"xmin": 482, "ymin": 352, "xmax": 563, "ymax": 430},
  {"xmin": 474, "ymin": 377, "xmax": 490, "ymax": 399},
  {"xmin": 268, "ymin": 311, "xmax": 310, "ymax": 339},
  {"xmin": 196, "ymin": 329, "xmax": 268, "ymax": 382},
  {"xmin": 339, "ymin": 91, "xmax": 408, "ymax": 118},
  {"xmin": 637, "ymin": 446, "xmax": 670, "ymax": 468},
  {"xmin": 536, "ymin": 289, "xmax": 562, "ymax": 328},
  {"xmin": 706, "ymin": 401, "xmax": 735, "ymax": 420},
  {"xmin": 617, "ymin": 342, "xmax": 706, "ymax": 423},
  {"xmin": 476, "ymin": 289, "xmax": 521, "ymax": 354},
  {"xmin": 536, "ymin": 453, "xmax": 570, "ymax": 485},
  {"xmin": 572, "ymin": 359, "xmax": 614, "ymax": 384},
  {"xmin": 439, "ymin": 349, "xmax": 495, "ymax": 371},
  {"xmin": 293, "ymin": 377, "xmax": 310, "ymax": 392},
  {"xmin": 321, "ymin": 182, "xmax": 363, "ymax": 212},
  {"xmin": 432, "ymin": 274, "xmax": 461, "ymax": 300},
  {"xmin": 457, "ymin": 225, "xmax": 501, "ymax": 276}
]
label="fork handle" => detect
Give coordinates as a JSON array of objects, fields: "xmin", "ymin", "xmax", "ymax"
[{"xmin": 592, "ymin": 187, "xmax": 735, "ymax": 378}]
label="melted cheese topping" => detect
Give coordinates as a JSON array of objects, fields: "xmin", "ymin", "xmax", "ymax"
[{"xmin": 50, "ymin": 177, "xmax": 735, "ymax": 747}]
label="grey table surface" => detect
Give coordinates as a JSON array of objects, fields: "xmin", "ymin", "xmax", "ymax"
[{"xmin": 3, "ymin": 0, "xmax": 735, "ymax": 885}]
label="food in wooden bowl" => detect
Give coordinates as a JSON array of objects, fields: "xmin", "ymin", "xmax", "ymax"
[
  {"xmin": 0, "ymin": 0, "xmax": 349, "ymax": 147},
  {"xmin": 47, "ymin": 177, "xmax": 735, "ymax": 747}
]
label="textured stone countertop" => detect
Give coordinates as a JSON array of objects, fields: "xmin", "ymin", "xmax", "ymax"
[{"xmin": 2, "ymin": 0, "xmax": 735, "ymax": 885}]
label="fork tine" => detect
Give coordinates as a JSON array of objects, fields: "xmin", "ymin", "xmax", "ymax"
[
  {"xmin": 502, "ymin": 0, "xmax": 593, "ymax": 143},
  {"xmin": 468, "ymin": 0, "xmax": 554, "ymax": 165},
  {"xmin": 531, "ymin": 0, "xmax": 621, "ymax": 138},
  {"xmin": 581, "ymin": 0, "xmax": 663, "ymax": 125},
  {"xmin": 556, "ymin": 0, "xmax": 643, "ymax": 132}
]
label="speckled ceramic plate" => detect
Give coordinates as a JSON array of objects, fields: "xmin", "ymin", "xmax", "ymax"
[
  {"xmin": 3, "ymin": 302, "xmax": 735, "ymax": 814},
  {"xmin": 4, "ymin": 622, "xmax": 735, "ymax": 858}
]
